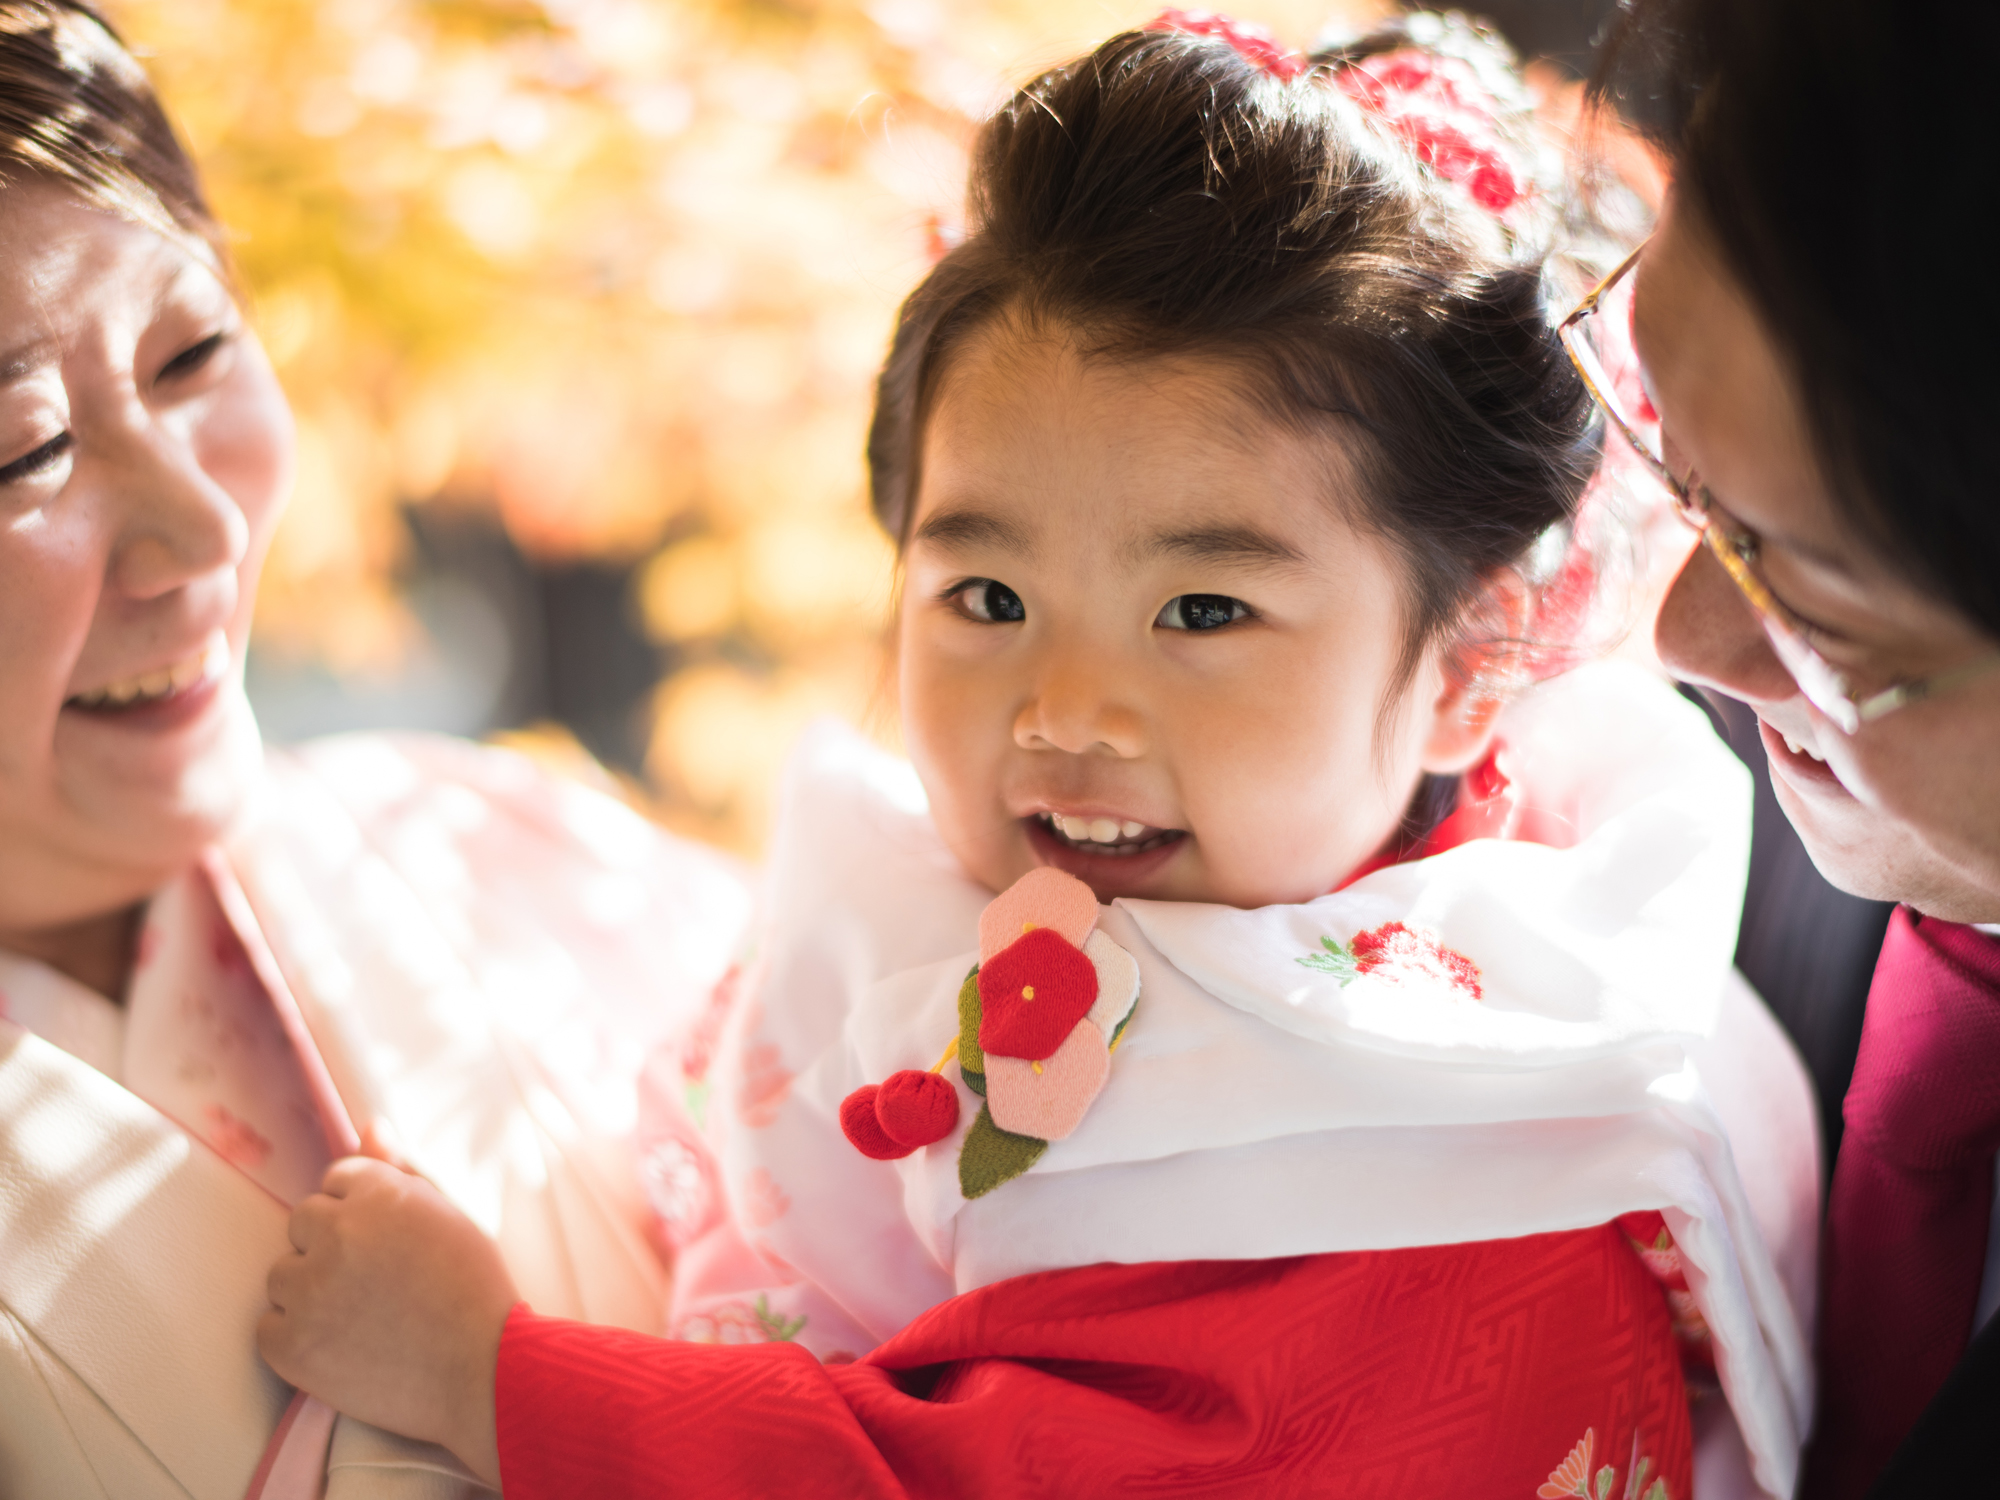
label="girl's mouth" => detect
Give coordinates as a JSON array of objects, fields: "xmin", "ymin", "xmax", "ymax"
[{"xmin": 1030, "ymin": 811, "xmax": 1184, "ymax": 859}]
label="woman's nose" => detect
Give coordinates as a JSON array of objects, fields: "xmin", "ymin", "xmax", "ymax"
[
  {"xmin": 1655, "ymin": 537, "xmax": 1798, "ymax": 705},
  {"xmin": 1013, "ymin": 649, "xmax": 1147, "ymax": 759},
  {"xmin": 104, "ymin": 421, "xmax": 251, "ymax": 602}
]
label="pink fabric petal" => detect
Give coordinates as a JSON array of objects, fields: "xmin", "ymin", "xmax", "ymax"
[
  {"xmin": 978, "ymin": 866, "xmax": 1098, "ymax": 962},
  {"xmin": 985, "ymin": 1021, "xmax": 1110, "ymax": 1141}
]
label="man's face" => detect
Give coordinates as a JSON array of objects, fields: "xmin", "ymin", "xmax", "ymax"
[{"xmin": 1638, "ymin": 193, "xmax": 2000, "ymax": 921}]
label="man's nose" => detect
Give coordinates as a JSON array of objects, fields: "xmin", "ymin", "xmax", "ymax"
[
  {"xmin": 1655, "ymin": 537, "xmax": 1797, "ymax": 705},
  {"xmin": 102, "ymin": 419, "xmax": 250, "ymax": 602},
  {"xmin": 1013, "ymin": 644, "xmax": 1147, "ymax": 759}
]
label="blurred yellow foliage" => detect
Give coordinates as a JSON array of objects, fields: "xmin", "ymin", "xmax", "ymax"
[{"xmin": 112, "ymin": 0, "xmax": 1385, "ymax": 851}]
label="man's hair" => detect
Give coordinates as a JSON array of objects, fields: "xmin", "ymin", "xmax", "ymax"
[{"xmin": 1594, "ymin": 0, "xmax": 2000, "ymax": 635}]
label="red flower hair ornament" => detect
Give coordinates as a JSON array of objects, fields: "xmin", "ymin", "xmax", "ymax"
[{"xmin": 1142, "ymin": 11, "xmax": 1529, "ymax": 217}]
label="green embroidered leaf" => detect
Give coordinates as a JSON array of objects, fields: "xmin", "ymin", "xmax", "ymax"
[
  {"xmin": 1296, "ymin": 934, "xmax": 1358, "ymax": 981},
  {"xmin": 961, "ymin": 1066, "xmax": 987, "ymax": 1097},
  {"xmin": 752, "ymin": 1293, "xmax": 807, "ymax": 1343},
  {"xmin": 958, "ymin": 1103, "xmax": 1047, "ymax": 1199},
  {"xmin": 1641, "ymin": 1482, "xmax": 1669, "ymax": 1500},
  {"xmin": 1629, "ymin": 1456, "xmax": 1652, "ymax": 1497},
  {"xmin": 957, "ymin": 965, "xmax": 986, "ymax": 1077},
  {"xmin": 1108, "ymin": 1001, "xmax": 1136, "ymax": 1050},
  {"xmin": 1595, "ymin": 1468, "xmax": 1614, "ymax": 1500}
]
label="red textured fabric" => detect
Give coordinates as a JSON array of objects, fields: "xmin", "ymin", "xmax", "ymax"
[
  {"xmin": 1805, "ymin": 909, "xmax": 2000, "ymax": 1500},
  {"xmin": 498, "ymin": 1225, "xmax": 1691, "ymax": 1499}
]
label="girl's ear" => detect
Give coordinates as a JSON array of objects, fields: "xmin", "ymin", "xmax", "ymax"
[{"xmin": 1416, "ymin": 572, "xmax": 1531, "ymax": 774}]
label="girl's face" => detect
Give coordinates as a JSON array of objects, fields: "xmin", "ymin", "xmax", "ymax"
[
  {"xmin": 0, "ymin": 187, "xmax": 293, "ymax": 941},
  {"xmin": 898, "ymin": 321, "xmax": 1493, "ymax": 909}
]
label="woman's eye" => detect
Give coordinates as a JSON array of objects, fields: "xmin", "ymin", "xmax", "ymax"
[
  {"xmin": 1156, "ymin": 594, "xmax": 1249, "ymax": 631},
  {"xmin": 0, "ymin": 431, "xmax": 73, "ymax": 486},
  {"xmin": 953, "ymin": 579, "xmax": 1026, "ymax": 623},
  {"xmin": 158, "ymin": 331, "xmax": 230, "ymax": 383}
]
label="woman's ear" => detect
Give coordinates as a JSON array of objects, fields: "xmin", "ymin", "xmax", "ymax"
[{"xmin": 1417, "ymin": 572, "xmax": 1531, "ymax": 774}]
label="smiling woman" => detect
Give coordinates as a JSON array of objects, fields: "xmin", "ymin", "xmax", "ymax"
[{"xmin": 0, "ymin": 6, "xmax": 749, "ymax": 1496}]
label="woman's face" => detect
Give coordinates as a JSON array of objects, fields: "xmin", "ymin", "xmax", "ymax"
[
  {"xmin": 896, "ymin": 321, "xmax": 1492, "ymax": 910},
  {"xmin": 0, "ymin": 186, "xmax": 292, "ymax": 940},
  {"xmin": 1638, "ymin": 192, "xmax": 2000, "ymax": 922}
]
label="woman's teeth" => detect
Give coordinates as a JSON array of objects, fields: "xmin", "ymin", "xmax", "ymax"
[
  {"xmin": 68, "ymin": 638, "xmax": 228, "ymax": 710},
  {"xmin": 1038, "ymin": 813, "xmax": 1176, "ymax": 856},
  {"xmin": 1781, "ymin": 734, "xmax": 1826, "ymax": 763}
]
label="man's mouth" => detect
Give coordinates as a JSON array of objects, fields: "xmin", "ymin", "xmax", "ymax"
[
  {"xmin": 65, "ymin": 634, "xmax": 229, "ymax": 712},
  {"xmin": 1032, "ymin": 812, "xmax": 1184, "ymax": 858}
]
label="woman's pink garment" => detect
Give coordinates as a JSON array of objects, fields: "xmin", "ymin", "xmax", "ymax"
[{"xmin": 0, "ymin": 732, "xmax": 752, "ymax": 1500}]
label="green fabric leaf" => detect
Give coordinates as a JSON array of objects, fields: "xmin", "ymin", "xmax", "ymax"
[
  {"xmin": 1595, "ymin": 1467, "xmax": 1614, "ymax": 1500},
  {"xmin": 957, "ymin": 965, "xmax": 985, "ymax": 1076},
  {"xmin": 961, "ymin": 1065, "xmax": 986, "ymax": 1097},
  {"xmin": 958, "ymin": 1103, "xmax": 1047, "ymax": 1199},
  {"xmin": 1296, "ymin": 934, "xmax": 1358, "ymax": 981},
  {"xmin": 1641, "ymin": 1483, "xmax": 1669, "ymax": 1500}
]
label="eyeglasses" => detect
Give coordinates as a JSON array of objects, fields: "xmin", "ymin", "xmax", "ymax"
[{"xmin": 1558, "ymin": 240, "xmax": 2000, "ymax": 735}]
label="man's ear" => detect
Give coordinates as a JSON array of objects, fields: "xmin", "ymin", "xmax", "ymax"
[{"xmin": 1417, "ymin": 572, "xmax": 1531, "ymax": 775}]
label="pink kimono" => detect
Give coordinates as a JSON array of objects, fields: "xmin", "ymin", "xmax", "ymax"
[{"xmin": 0, "ymin": 732, "xmax": 750, "ymax": 1500}]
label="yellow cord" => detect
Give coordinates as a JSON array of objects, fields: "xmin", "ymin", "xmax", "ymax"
[{"xmin": 929, "ymin": 1035, "xmax": 960, "ymax": 1074}]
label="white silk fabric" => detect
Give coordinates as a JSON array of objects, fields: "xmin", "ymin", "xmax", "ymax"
[{"xmin": 675, "ymin": 664, "xmax": 1818, "ymax": 1499}]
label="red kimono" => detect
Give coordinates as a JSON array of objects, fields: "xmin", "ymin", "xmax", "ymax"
[{"xmin": 497, "ymin": 1223, "xmax": 1692, "ymax": 1499}]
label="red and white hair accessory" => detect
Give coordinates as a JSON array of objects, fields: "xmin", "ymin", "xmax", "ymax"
[
  {"xmin": 1332, "ymin": 47, "xmax": 1526, "ymax": 214},
  {"xmin": 1143, "ymin": 8, "xmax": 1305, "ymax": 80}
]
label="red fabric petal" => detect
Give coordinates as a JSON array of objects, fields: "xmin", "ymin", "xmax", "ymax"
[{"xmin": 977, "ymin": 928, "xmax": 1099, "ymax": 1060}]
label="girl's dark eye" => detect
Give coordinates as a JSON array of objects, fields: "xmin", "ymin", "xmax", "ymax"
[
  {"xmin": 955, "ymin": 579, "xmax": 1026, "ymax": 623},
  {"xmin": 0, "ymin": 431, "xmax": 73, "ymax": 486},
  {"xmin": 1156, "ymin": 594, "xmax": 1249, "ymax": 631},
  {"xmin": 158, "ymin": 331, "xmax": 229, "ymax": 382}
]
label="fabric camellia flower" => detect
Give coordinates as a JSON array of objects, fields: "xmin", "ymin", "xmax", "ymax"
[
  {"xmin": 1298, "ymin": 919, "xmax": 1484, "ymax": 1000},
  {"xmin": 838, "ymin": 866, "xmax": 1140, "ymax": 1198}
]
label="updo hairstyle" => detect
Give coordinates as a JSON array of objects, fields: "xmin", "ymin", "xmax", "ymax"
[{"xmin": 868, "ymin": 13, "xmax": 1606, "ymax": 692}]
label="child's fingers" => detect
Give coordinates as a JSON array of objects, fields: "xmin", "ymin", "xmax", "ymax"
[
  {"xmin": 319, "ymin": 1153, "xmax": 390, "ymax": 1198},
  {"xmin": 286, "ymin": 1190, "xmax": 341, "ymax": 1254},
  {"xmin": 357, "ymin": 1119, "xmax": 420, "ymax": 1174}
]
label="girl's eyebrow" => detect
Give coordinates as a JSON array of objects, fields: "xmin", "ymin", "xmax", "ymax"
[
  {"xmin": 1137, "ymin": 523, "xmax": 1308, "ymax": 569},
  {"xmin": 912, "ymin": 506, "xmax": 1036, "ymax": 556}
]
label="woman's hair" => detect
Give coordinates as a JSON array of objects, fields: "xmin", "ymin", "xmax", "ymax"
[
  {"xmin": 868, "ymin": 13, "xmax": 1603, "ymax": 690},
  {"xmin": 1593, "ymin": 0, "xmax": 2000, "ymax": 638},
  {"xmin": 0, "ymin": 0, "xmax": 223, "ymax": 262}
]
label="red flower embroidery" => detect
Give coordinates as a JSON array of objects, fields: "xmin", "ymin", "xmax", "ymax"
[
  {"xmin": 1349, "ymin": 920, "xmax": 1484, "ymax": 999},
  {"xmin": 1304, "ymin": 921, "xmax": 1484, "ymax": 999}
]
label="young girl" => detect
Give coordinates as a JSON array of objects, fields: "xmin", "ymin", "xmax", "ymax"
[{"xmin": 259, "ymin": 13, "xmax": 1816, "ymax": 1497}]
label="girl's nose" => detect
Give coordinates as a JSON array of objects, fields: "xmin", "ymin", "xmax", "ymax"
[
  {"xmin": 1014, "ymin": 650, "xmax": 1147, "ymax": 759},
  {"xmin": 104, "ymin": 423, "xmax": 251, "ymax": 602}
]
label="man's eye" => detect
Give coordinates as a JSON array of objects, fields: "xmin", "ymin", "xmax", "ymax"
[
  {"xmin": 0, "ymin": 431, "xmax": 73, "ymax": 486},
  {"xmin": 1156, "ymin": 594, "xmax": 1248, "ymax": 631},
  {"xmin": 954, "ymin": 579, "xmax": 1025, "ymax": 623}
]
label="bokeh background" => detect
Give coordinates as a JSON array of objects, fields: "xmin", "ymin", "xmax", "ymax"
[{"xmin": 113, "ymin": 0, "xmax": 1617, "ymax": 853}]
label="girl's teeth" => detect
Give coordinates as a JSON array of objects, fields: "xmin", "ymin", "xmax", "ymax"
[
  {"xmin": 1088, "ymin": 817, "xmax": 1119, "ymax": 843},
  {"xmin": 1120, "ymin": 820, "xmax": 1144, "ymax": 839},
  {"xmin": 1784, "ymin": 735, "xmax": 1801, "ymax": 754},
  {"xmin": 1058, "ymin": 815, "xmax": 1091, "ymax": 841}
]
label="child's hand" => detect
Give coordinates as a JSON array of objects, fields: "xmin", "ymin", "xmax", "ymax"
[{"xmin": 258, "ymin": 1157, "xmax": 517, "ymax": 1488}]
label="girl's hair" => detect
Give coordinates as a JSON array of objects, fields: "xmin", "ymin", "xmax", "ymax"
[
  {"xmin": 0, "ymin": 0, "xmax": 225, "ymax": 264},
  {"xmin": 868, "ymin": 13, "xmax": 1604, "ymax": 690},
  {"xmin": 1593, "ymin": 0, "xmax": 2000, "ymax": 639}
]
